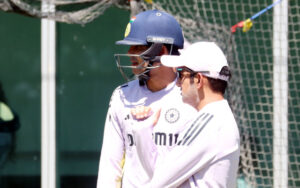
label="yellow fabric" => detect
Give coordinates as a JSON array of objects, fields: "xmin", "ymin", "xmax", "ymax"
[
  {"xmin": 116, "ymin": 152, "xmax": 126, "ymax": 188},
  {"xmin": 243, "ymin": 18, "xmax": 253, "ymax": 32},
  {"xmin": 0, "ymin": 102, "xmax": 14, "ymax": 121}
]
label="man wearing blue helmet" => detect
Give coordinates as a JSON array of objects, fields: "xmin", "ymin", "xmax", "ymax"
[
  {"xmin": 114, "ymin": 9, "xmax": 184, "ymax": 86},
  {"xmin": 97, "ymin": 10, "xmax": 196, "ymax": 187}
]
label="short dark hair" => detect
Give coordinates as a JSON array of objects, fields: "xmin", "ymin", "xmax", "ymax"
[{"xmin": 206, "ymin": 66, "xmax": 231, "ymax": 95}]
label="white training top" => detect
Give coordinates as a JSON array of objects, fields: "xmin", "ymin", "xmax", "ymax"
[
  {"xmin": 132, "ymin": 100, "xmax": 240, "ymax": 188},
  {"xmin": 97, "ymin": 79, "xmax": 197, "ymax": 188}
]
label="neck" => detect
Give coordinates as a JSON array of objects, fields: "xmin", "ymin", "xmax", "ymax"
[
  {"xmin": 146, "ymin": 69, "xmax": 177, "ymax": 92},
  {"xmin": 146, "ymin": 75, "xmax": 176, "ymax": 92},
  {"xmin": 197, "ymin": 91, "xmax": 224, "ymax": 111}
]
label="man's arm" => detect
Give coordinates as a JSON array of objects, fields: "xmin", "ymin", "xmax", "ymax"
[
  {"xmin": 133, "ymin": 112, "xmax": 239, "ymax": 187},
  {"xmin": 97, "ymin": 92, "xmax": 125, "ymax": 188},
  {"xmin": 132, "ymin": 114, "xmax": 218, "ymax": 187}
]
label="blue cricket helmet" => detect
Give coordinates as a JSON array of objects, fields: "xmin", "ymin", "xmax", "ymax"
[{"xmin": 116, "ymin": 9, "xmax": 184, "ymax": 49}]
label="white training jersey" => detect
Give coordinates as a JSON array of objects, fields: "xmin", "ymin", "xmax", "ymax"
[
  {"xmin": 97, "ymin": 79, "xmax": 197, "ymax": 188},
  {"xmin": 133, "ymin": 100, "xmax": 240, "ymax": 188}
]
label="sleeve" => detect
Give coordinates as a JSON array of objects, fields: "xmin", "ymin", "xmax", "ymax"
[
  {"xmin": 133, "ymin": 114, "xmax": 226, "ymax": 188},
  {"xmin": 97, "ymin": 89, "xmax": 125, "ymax": 188},
  {"xmin": 149, "ymin": 131, "xmax": 219, "ymax": 188}
]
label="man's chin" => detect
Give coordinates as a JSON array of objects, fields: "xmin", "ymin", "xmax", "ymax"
[{"xmin": 182, "ymin": 97, "xmax": 190, "ymax": 105}]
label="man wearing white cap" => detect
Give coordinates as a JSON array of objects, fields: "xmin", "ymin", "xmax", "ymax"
[{"xmin": 132, "ymin": 41, "xmax": 240, "ymax": 187}]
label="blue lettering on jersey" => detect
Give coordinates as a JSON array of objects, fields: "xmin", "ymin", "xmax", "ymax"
[{"xmin": 127, "ymin": 132, "xmax": 179, "ymax": 146}]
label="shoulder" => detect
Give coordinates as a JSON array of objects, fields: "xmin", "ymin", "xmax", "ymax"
[
  {"xmin": 205, "ymin": 100, "xmax": 233, "ymax": 117},
  {"xmin": 111, "ymin": 80, "xmax": 137, "ymax": 96},
  {"xmin": 109, "ymin": 80, "xmax": 141, "ymax": 106},
  {"xmin": 115, "ymin": 79, "xmax": 139, "ymax": 93},
  {"xmin": 208, "ymin": 100, "xmax": 239, "ymax": 136}
]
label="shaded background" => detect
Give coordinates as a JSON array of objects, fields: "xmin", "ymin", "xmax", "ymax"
[{"xmin": 0, "ymin": 7, "xmax": 129, "ymax": 187}]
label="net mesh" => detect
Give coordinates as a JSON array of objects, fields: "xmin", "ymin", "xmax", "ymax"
[
  {"xmin": 1, "ymin": 0, "xmax": 299, "ymax": 187},
  {"xmin": 0, "ymin": 0, "xmax": 115, "ymax": 24}
]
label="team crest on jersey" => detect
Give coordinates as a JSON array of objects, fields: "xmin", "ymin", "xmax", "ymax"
[{"xmin": 165, "ymin": 108, "xmax": 180, "ymax": 124}]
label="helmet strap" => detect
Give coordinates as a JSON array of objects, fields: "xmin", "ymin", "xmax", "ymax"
[{"xmin": 138, "ymin": 66, "xmax": 150, "ymax": 86}]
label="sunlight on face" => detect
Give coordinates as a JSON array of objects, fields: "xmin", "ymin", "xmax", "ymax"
[
  {"xmin": 181, "ymin": 79, "xmax": 199, "ymax": 108},
  {"xmin": 177, "ymin": 68, "xmax": 199, "ymax": 108}
]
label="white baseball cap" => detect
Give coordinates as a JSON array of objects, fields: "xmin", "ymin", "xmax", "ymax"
[{"xmin": 161, "ymin": 41, "xmax": 230, "ymax": 81}]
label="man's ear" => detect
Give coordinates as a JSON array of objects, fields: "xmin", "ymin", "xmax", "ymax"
[
  {"xmin": 194, "ymin": 73, "xmax": 200, "ymax": 83},
  {"xmin": 195, "ymin": 73, "xmax": 203, "ymax": 88}
]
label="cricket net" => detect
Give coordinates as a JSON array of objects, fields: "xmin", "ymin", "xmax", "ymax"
[{"xmin": 1, "ymin": 0, "xmax": 299, "ymax": 187}]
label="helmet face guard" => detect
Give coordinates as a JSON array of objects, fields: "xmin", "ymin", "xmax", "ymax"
[
  {"xmin": 114, "ymin": 54, "xmax": 161, "ymax": 82},
  {"xmin": 114, "ymin": 43, "xmax": 164, "ymax": 83}
]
